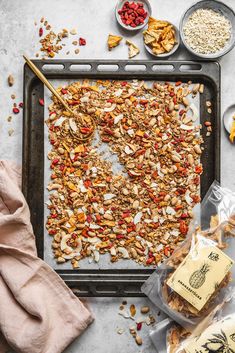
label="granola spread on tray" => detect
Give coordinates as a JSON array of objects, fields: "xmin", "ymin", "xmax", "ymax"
[{"xmin": 46, "ymin": 79, "xmax": 204, "ymax": 268}]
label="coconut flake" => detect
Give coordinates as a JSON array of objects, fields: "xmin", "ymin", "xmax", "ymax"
[
  {"xmin": 114, "ymin": 89, "xmax": 123, "ymax": 97},
  {"xmin": 117, "ymin": 247, "xmax": 129, "ymax": 258},
  {"xmin": 156, "ymin": 162, "xmax": 164, "ymax": 177},
  {"xmin": 114, "ymin": 114, "xmax": 123, "ymax": 124},
  {"xmin": 166, "ymin": 206, "xmax": 176, "ymax": 215},
  {"xmin": 104, "ymin": 193, "xmax": 116, "ymax": 200},
  {"xmin": 185, "ymin": 189, "xmax": 193, "ymax": 206},
  {"xmin": 104, "ymin": 104, "xmax": 116, "ymax": 112},
  {"xmin": 180, "ymin": 124, "xmax": 194, "ymax": 131},
  {"xmin": 190, "ymin": 103, "xmax": 199, "ymax": 122},
  {"xmin": 54, "ymin": 116, "xmax": 67, "ymax": 126},
  {"xmin": 124, "ymin": 145, "xmax": 134, "ymax": 154},
  {"xmin": 89, "ymin": 224, "xmax": 101, "ymax": 229},
  {"xmin": 134, "ymin": 211, "xmax": 143, "ymax": 225},
  {"xmin": 69, "ymin": 119, "xmax": 78, "ymax": 132},
  {"xmin": 80, "ymin": 96, "xmax": 89, "ymax": 103},
  {"xmin": 127, "ymin": 129, "xmax": 134, "ymax": 136}
]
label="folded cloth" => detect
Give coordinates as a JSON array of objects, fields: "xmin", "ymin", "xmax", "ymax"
[{"xmin": 0, "ymin": 161, "xmax": 93, "ymax": 353}]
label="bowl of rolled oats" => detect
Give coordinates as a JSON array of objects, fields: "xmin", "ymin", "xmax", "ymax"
[{"xmin": 180, "ymin": 0, "xmax": 235, "ymax": 59}]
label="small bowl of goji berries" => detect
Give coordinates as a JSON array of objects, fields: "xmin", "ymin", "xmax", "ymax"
[{"xmin": 116, "ymin": 0, "xmax": 152, "ymax": 31}]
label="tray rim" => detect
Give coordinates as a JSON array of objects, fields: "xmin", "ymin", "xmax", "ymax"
[{"xmin": 22, "ymin": 59, "xmax": 221, "ymax": 297}]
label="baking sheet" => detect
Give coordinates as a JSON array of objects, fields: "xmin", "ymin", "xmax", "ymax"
[{"xmin": 43, "ymin": 79, "xmax": 201, "ymax": 270}]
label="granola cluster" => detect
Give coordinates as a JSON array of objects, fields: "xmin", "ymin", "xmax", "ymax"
[{"xmin": 46, "ymin": 79, "xmax": 203, "ymax": 268}]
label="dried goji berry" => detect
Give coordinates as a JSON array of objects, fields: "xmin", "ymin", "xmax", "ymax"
[
  {"xmin": 79, "ymin": 37, "xmax": 86, "ymax": 46},
  {"xmin": 39, "ymin": 98, "xmax": 44, "ymax": 106},
  {"xmin": 179, "ymin": 220, "xmax": 188, "ymax": 235},
  {"xmin": 39, "ymin": 27, "xmax": 43, "ymax": 37},
  {"xmin": 175, "ymin": 81, "xmax": 182, "ymax": 86},
  {"xmin": 13, "ymin": 107, "xmax": 20, "ymax": 114}
]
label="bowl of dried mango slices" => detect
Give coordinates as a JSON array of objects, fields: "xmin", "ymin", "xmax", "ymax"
[{"xmin": 143, "ymin": 16, "xmax": 180, "ymax": 57}]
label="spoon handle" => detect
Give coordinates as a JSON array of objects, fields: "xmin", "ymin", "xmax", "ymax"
[{"xmin": 23, "ymin": 55, "xmax": 74, "ymax": 115}]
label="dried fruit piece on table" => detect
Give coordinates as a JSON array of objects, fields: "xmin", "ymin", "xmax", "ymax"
[
  {"xmin": 130, "ymin": 304, "xmax": 136, "ymax": 317},
  {"xmin": 79, "ymin": 37, "xmax": 86, "ymax": 46},
  {"xmin": 143, "ymin": 16, "xmax": 177, "ymax": 55},
  {"xmin": 8, "ymin": 75, "xmax": 14, "ymax": 87},
  {"xmin": 108, "ymin": 34, "xmax": 123, "ymax": 50},
  {"xmin": 12, "ymin": 107, "xmax": 19, "ymax": 114},
  {"xmin": 229, "ymin": 114, "xmax": 235, "ymax": 143},
  {"xmin": 135, "ymin": 335, "xmax": 143, "ymax": 345},
  {"xmin": 126, "ymin": 40, "xmax": 140, "ymax": 58},
  {"xmin": 140, "ymin": 306, "xmax": 150, "ymax": 314}
]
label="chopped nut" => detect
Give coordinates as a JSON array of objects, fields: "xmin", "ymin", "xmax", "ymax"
[
  {"xmin": 8, "ymin": 75, "xmax": 14, "ymax": 87},
  {"xmin": 135, "ymin": 335, "xmax": 143, "ymax": 345},
  {"xmin": 140, "ymin": 306, "xmax": 150, "ymax": 314},
  {"xmin": 70, "ymin": 28, "xmax": 77, "ymax": 35}
]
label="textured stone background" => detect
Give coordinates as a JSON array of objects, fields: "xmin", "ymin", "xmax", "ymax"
[{"xmin": 0, "ymin": 0, "xmax": 235, "ymax": 352}]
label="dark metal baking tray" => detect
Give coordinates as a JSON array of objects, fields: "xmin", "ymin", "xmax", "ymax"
[{"xmin": 22, "ymin": 59, "xmax": 220, "ymax": 297}]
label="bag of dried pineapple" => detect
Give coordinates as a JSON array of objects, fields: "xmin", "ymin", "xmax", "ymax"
[
  {"xmin": 142, "ymin": 182, "xmax": 235, "ymax": 331},
  {"xmin": 150, "ymin": 299, "xmax": 235, "ymax": 353}
]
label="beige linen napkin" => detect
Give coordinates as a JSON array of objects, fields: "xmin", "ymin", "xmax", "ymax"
[{"xmin": 0, "ymin": 161, "xmax": 93, "ymax": 353}]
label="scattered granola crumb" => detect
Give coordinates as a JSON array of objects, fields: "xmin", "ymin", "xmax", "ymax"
[
  {"xmin": 117, "ymin": 328, "xmax": 124, "ymax": 335},
  {"xmin": 7, "ymin": 116, "xmax": 12, "ymax": 122},
  {"xmin": 122, "ymin": 300, "xmax": 127, "ymax": 306},
  {"xmin": 140, "ymin": 306, "xmax": 150, "ymax": 314},
  {"xmin": 8, "ymin": 75, "xmax": 14, "ymax": 87},
  {"xmin": 72, "ymin": 41, "xmax": 78, "ymax": 45},
  {"xmin": 135, "ymin": 335, "xmax": 142, "ymax": 345},
  {"xmin": 8, "ymin": 128, "xmax": 14, "ymax": 136},
  {"xmin": 75, "ymin": 48, "xmax": 80, "ymax": 54},
  {"xmin": 70, "ymin": 28, "xmax": 77, "ymax": 35},
  {"xmin": 11, "ymin": 94, "xmax": 16, "ymax": 100}
]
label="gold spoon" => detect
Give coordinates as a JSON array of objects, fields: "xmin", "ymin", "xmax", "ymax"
[{"xmin": 23, "ymin": 55, "xmax": 95, "ymax": 141}]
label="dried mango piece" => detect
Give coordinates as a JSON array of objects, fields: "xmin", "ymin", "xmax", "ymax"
[
  {"xmin": 67, "ymin": 182, "xmax": 78, "ymax": 192},
  {"xmin": 108, "ymin": 34, "xmax": 123, "ymax": 50},
  {"xmin": 143, "ymin": 16, "xmax": 176, "ymax": 56},
  {"xmin": 229, "ymin": 116, "xmax": 235, "ymax": 143},
  {"xmin": 126, "ymin": 40, "xmax": 140, "ymax": 59},
  {"xmin": 77, "ymin": 212, "xmax": 86, "ymax": 223},
  {"xmin": 101, "ymin": 220, "xmax": 116, "ymax": 227},
  {"xmin": 74, "ymin": 144, "xmax": 85, "ymax": 153},
  {"xmin": 148, "ymin": 17, "xmax": 169, "ymax": 29}
]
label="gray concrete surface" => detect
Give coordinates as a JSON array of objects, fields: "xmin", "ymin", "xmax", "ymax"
[{"xmin": 0, "ymin": 0, "xmax": 235, "ymax": 352}]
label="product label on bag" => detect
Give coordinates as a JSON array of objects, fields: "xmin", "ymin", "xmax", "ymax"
[
  {"xmin": 184, "ymin": 314, "xmax": 235, "ymax": 353},
  {"xmin": 167, "ymin": 241, "xmax": 233, "ymax": 311}
]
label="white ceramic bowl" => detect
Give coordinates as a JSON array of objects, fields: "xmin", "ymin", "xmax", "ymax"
[
  {"xmin": 180, "ymin": 0, "xmax": 235, "ymax": 59},
  {"xmin": 115, "ymin": 0, "xmax": 152, "ymax": 31},
  {"xmin": 144, "ymin": 24, "xmax": 180, "ymax": 58}
]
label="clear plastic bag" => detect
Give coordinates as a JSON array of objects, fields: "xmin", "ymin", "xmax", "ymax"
[
  {"xmin": 142, "ymin": 181, "xmax": 235, "ymax": 331},
  {"xmin": 150, "ymin": 298, "xmax": 235, "ymax": 353}
]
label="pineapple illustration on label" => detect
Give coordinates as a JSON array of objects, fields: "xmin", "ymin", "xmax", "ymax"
[
  {"xmin": 189, "ymin": 263, "xmax": 210, "ymax": 289},
  {"xmin": 167, "ymin": 240, "xmax": 233, "ymax": 311},
  {"xmin": 184, "ymin": 314, "xmax": 235, "ymax": 353}
]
